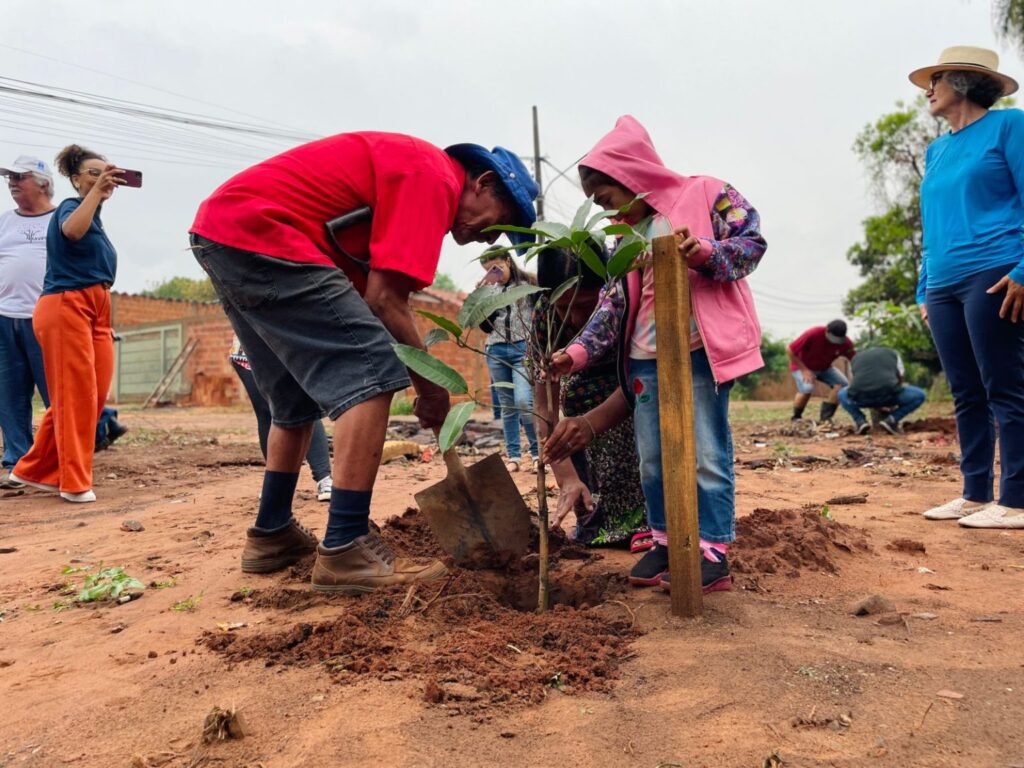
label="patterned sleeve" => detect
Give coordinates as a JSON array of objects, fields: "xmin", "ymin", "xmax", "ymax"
[
  {"xmin": 566, "ymin": 279, "xmax": 626, "ymax": 364},
  {"xmin": 698, "ymin": 183, "xmax": 767, "ymax": 283}
]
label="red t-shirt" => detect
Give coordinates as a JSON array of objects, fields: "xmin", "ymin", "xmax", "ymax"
[
  {"xmin": 190, "ymin": 132, "xmax": 465, "ymax": 292},
  {"xmin": 788, "ymin": 326, "xmax": 855, "ymax": 371}
]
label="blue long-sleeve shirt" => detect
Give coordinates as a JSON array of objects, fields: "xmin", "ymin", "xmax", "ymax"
[{"xmin": 918, "ymin": 108, "xmax": 1024, "ymax": 303}]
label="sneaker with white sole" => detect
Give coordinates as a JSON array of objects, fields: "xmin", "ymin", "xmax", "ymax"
[
  {"xmin": 0, "ymin": 469, "xmax": 25, "ymax": 489},
  {"xmin": 317, "ymin": 476, "xmax": 332, "ymax": 502},
  {"xmin": 923, "ymin": 497, "xmax": 992, "ymax": 520},
  {"xmin": 958, "ymin": 504, "xmax": 1024, "ymax": 529},
  {"xmin": 61, "ymin": 490, "xmax": 96, "ymax": 503},
  {"xmin": 8, "ymin": 473, "xmax": 58, "ymax": 493}
]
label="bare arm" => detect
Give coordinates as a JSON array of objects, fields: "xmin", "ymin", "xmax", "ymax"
[
  {"xmin": 364, "ymin": 268, "xmax": 450, "ymax": 429},
  {"xmin": 61, "ymin": 165, "xmax": 121, "ymax": 241},
  {"xmin": 543, "ymin": 387, "xmax": 630, "ymax": 465}
]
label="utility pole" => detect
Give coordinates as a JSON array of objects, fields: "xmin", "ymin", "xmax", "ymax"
[{"xmin": 532, "ymin": 105, "xmax": 544, "ymax": 221}]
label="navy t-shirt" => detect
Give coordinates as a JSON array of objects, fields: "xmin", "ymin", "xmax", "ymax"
[{"xmin": 42, "ymin": 197, "xmax": 117, "ymax": 295}]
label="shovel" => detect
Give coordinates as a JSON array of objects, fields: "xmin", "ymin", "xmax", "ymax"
[{"xmin": 415, "ymin": 445, "xmax": 531, "ymax": 570}]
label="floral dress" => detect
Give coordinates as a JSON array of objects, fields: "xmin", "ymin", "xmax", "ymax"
[{"xmin": 530, "ymin": 294, "xmax": 647, "ymax": 546}]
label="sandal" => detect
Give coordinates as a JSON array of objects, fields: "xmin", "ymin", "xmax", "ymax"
[{"xmin": 630, "ymin": 531, "xmax": 654, "ymax": 554}]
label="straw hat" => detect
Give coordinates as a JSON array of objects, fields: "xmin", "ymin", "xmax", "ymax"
[{"xmin": 909, "ymin": 45, "xmax": 1018, "ymax": 96}]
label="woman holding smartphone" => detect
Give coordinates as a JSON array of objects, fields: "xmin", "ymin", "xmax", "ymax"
[
  {"xmin": 475, "ymin": 246, "xmax": 539, "ymax": 472},
  {"xmin": 12, "ymin": 144, "xmax": 124, "ymax": 503}
]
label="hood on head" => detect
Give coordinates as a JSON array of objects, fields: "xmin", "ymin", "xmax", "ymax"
[{"xmin": 579, "ymin": 115, "xmax": 691, "ymax": 219}]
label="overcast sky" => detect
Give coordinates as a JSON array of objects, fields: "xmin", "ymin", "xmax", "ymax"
[{"xmin": 1, "ymin": 0, "xmax": 1018, "ymax": 338}]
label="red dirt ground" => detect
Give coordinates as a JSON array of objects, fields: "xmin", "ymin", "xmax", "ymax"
[{"xmin": 1, "ymin": 405, "xmax": 1022, "ymax": 767}]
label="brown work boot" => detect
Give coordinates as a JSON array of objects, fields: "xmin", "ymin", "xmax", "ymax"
[
  {"xmin": 241, "ymin": 518, "xmax": 319, "ymax": 573},
  {"xmin": 311, "ymin": 530, "xmax": 447, "ymax": 594}
]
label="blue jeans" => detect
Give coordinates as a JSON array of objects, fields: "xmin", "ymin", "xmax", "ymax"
[
  {"xmin": 927, "ymin": 263, "xmax": 1024, "ymax": 507},
  {"xmin": 838, "ymin": 386, "xmax": 926, "ymax": 424},
  {"xmin": 791, "ymin": 366, "xmax": 848, "ymax": 395},
  {"xmin": 630, "ymin": 351, "xmax": 735, "ymax": 543},
  {"xmin": 485, "ymin": 341, "xmax": 538, "ymax": 461},
  {"xmin": 0, "ymin": 315, "xmax": 50, "ymax": 468}
]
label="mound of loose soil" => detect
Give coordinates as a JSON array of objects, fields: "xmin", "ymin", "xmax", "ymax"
[
  {"xmin": 204, "ymin": 510, "xmax": 634, "ymax": 713},
  {"xmin": 732, "ymin": 508, "xmax": 871, "ymax": 578},
  {"xmin": 903, "ymin": 416, "xmax": 956, "ymax": 434}
]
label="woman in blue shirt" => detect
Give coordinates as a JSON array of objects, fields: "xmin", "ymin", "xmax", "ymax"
[
  {"xmin": 11, "ymin": 144, "xmax": 124, "ymax": 503},
  {"xmin": 911, "ymin": 47, "xmax": 1024, "ymax": 529}
]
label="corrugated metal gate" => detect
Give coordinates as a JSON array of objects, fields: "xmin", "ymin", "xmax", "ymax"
[{"xmin": 112, "ymin": 324, "xmax": 185, "ymax": 402}]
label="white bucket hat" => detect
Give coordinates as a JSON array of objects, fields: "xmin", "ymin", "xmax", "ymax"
[{"xmin": 909, "ymin": 45, "xmax": 1018, "ymax": 96}]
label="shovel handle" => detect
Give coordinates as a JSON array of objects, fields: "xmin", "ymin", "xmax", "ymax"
[{"xmin": 432, "ymin": 428, "xmax": 469, "ymax": 484}]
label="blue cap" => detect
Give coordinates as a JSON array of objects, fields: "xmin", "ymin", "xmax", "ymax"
[{"xmin": 445, "ymin": 144, "xmax": 538, "ymax": 247}]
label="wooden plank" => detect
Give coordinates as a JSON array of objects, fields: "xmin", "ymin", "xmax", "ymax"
[{"xmin": 651, "ymin": 234, "xmax": 703, "ymax": 617}]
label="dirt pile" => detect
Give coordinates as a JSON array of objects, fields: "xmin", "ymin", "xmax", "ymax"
[
  {"xmin": 732, "ymin": 507, "xmax": 871, "ymax": 578},
  {"xmin": 204, "ymin": 510, "xmax": 634, "ymax": 713}
]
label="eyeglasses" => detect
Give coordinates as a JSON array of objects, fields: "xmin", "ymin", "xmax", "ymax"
[{"xmin": 929, "ymin": 72, "xmax": 946, "ymax": 88}]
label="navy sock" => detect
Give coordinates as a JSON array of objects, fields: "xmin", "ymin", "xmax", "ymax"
[
  {"xmin": 254, "ymin": 471, "xmax": 299, "ymax": 531},
  {"xmin": 323, "ymin": 488, "xmax": 372, "ymax": 549}
]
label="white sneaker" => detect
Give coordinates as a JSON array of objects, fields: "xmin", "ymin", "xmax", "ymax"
[
  {"xmin": 317, "ymin": 476, "xmax": 333, "ymax": 503},
  {"xmin": 958, "ymin": 504, "xmax": 1024, "ymax": 529},
  {"xmin": 61, "ymin": 489, "xmax": 96, "ymax": 503},
  {"xmin": 9, "ymin": 473, "xmax": 58, "ymax": 493},
  {"xmin": 923, "ymin": 497, "xmax": 992, "ymax": 520}
]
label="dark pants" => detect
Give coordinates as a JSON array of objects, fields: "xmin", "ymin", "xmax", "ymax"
[
  {"xmin": 231, "ymin": 360, "xmax": 331, "ymax": 482},
  {"xmin": 0, "ymin": 316, "xmax": 50, "ymax": 468},
  {"xmin": 927, "ymin": 263, "xmax": 1024, "ymax": 507}
]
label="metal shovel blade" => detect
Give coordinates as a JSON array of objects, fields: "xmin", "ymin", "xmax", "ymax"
[{"xmin": 415, "ymin": 451, "xmax": 531, "ymax": 569}]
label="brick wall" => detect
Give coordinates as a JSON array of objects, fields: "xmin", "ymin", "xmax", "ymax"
[
  {"xmin": 111, "ymin": 292, "xmax": 221, "ymax": 328},
  {"xmin": 112, "ymin": 288, "xmax": 491, "ymax": 408}
]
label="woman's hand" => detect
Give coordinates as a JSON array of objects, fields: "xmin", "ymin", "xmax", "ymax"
[
  {"xmin": 551, "ymin": 477, "xmax": 593, "ymax": 529},
  {"xmin": 89, "ymin": 164, "xmax": 124, "ymax": 202},
  {"xmin": 674, "ymin": 225, "xmax": 702, "ymax": 262},
  {"xmin": 987, "ymin": 274, "xmax": 1024, "ymax": 323},
  {"xmin": 548, "ymin": 350, "xmax": 573, "ymax": 377},
  {"xmin": 918, "ymin": 303, "xmax": 929, "ymax": 326},
  {"xmin": 542, "ymin": 415, "xmax": 594, "ymax": 464}
]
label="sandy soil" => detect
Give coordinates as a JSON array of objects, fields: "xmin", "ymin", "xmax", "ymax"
[{"xmin": 1, "ymin": 404, "xmax": 1022, "ymax": 768}]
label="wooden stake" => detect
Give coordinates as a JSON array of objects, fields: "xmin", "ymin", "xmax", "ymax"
[
  {"xmin": 651, "ymin": 234, "xmax": 703, "ymax": 617},
  {"xmin": 535, "ymin": 377, "xmax": 556, "ymax": 613}
]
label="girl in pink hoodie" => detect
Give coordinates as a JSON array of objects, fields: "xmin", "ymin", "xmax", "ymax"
[{"xmin": 545, "ymin": 116, "xmax": 766, "ymax": 594}]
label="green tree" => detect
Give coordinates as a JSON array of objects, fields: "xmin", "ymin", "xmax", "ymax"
[
  {"xmin": 842, "ymin": 96, "xmax": 942, "ymax": 314},
  {"xmin": 143, "ymin": 276, "xmax": 218, "ymax": 302},
  {"xmin": 429, "ymin": 272, "xmax": 460, "ymax": 293},
  {"xmin": 995, "ymin": 0, "xmax": 1024, "ymax": 56}
]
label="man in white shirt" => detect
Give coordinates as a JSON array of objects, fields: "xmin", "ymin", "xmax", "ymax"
[{"xmin": 0, "ymin": 156, "xmax": 56, "ymax": 486}]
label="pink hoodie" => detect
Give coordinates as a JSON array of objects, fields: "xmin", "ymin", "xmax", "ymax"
[{"xmin": 565, "ymin": 115, "xmax": 765, "ymax": 384}]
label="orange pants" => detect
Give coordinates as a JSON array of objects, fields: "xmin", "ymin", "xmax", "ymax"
[{"xmin": 14, "ymin": 285, "xmax": 113, "ymax": 494}]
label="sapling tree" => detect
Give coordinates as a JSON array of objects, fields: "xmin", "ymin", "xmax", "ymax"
[{"xmin": 394, "ymin": 196, "xmax": 649, "ymax": 612}]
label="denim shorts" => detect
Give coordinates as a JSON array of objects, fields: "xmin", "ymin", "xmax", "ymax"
[{"xmin": 190, "ymin": 234, "xmax": 410, "ymax": 426}]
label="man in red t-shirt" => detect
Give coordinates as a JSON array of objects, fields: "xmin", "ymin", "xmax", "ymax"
[
  {"xmin": 189, "ymin": 133, "xmax": 537, "ymax": 593},
  {"xmin": 787, "ymin": 319, "xmax": 856, "ymax": 422}
]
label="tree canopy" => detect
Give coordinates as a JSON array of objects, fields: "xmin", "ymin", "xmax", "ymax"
[{"xmin": 143, "ymin": 275, "xmax": 219, "ymax": 302}]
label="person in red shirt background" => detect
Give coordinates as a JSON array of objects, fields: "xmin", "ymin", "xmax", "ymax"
[
  {"xmin": 787, "ymin": 319, "xmax": 856, "ymax": 422},
  {"xmin": 189, "ymin": 132, "xmax": 537, "ymax": 594}
]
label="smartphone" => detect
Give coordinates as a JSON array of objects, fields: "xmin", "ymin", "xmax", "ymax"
[{"xmin": 117, "ymin": 169, "xmax": 143, "ymax": 188}]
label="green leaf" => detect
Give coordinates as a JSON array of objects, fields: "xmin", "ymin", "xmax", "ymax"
[
  {"xmin": 423, "ymin": 328, "xmax": 449, "ymax": 348},
  {"xmin": 601, "ymin": 223, "xmax": 635, "ymax": 237},
  {"xmin": 391, "ymin": 344, "xmax": 468, "ymax": 394},
  {"xmin": 549, "ymin": 276, "xmax": 580, "ymax": 305},
  {"xmin": 461, "ymin": 284, "xmax": 545, "ymax": 331},
  {"xmin": 606, "ymin": 240, "xmax": 647, "ymax": 280},
  {"xmin": 577, "ymin": 240, "xmax": 607, "ymax": 280},
  {"xmin": 571, "ymin": 199, "xmax": 593, "ymax": 232},
  {"xmin": 491, "ymin": 381, "xmax": 515, "ymax": 389},
  {"xmin": 584, "ymin": 207, "xmax": 619, "ymax": 230},
  {"xmin": 483, "ymin": 224, "xmax": 551, "ymax": 237},
  {"xmin": 415, "ymin": 310, "xmax": 462, "ymax": 338},
  {"xmin": 532, "ymin": 221, "xmax": 571, "ymax": 241},
  {"xmin": 438, "ymin": 401, "xmax": 476, "ymax": 453},
  {"xmin": 457, "ymin": 284, "xmax": 494, "ymax": 327}
]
